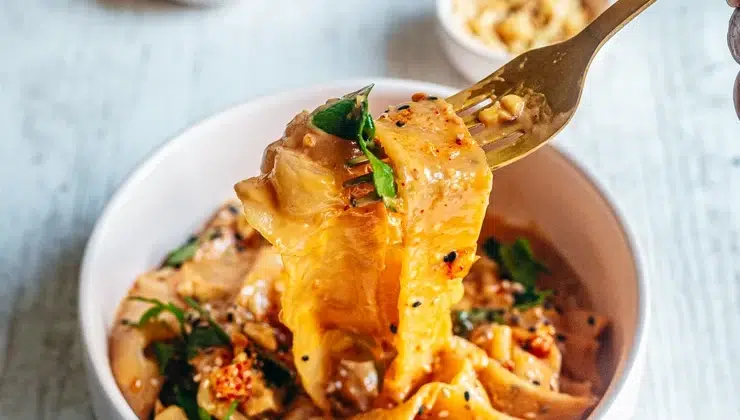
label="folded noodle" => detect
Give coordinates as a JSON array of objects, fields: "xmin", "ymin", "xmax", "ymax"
[
  {"xmin": 235, "ymin": 98, "xmax": 492, "ymax": 411},
  {"xmin": 235, "ymin": 111, "xmax": 399, "ymax": 409},
  {"xmin": 374, "ymin": 99, "xmax": 492, "ymax": 401},
  {"xmin": 450, "ymin": 337, "xmax": 596, "ymax": 420}
]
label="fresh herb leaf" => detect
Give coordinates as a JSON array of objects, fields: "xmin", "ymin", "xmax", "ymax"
[
  {"xmin": 183, "ymin": 296, "xmax": 231, "ymax": 347},
  {"xmin": 136, "ymin": 305, "xmax": 166, "ymax": 326},
  {"xmin": 311, "ymin": 85, "xmax": 374, "ymax": 140},
  {"xmin": 356, "ymin": 111, "xmax": 397, "ymax": 207},
  {"xmin": 498, "ymin": 238, "xmax": 549, "ymax": 289},
  {"xmin": 223, "ymin": 401, "xmax": 238, "ymax": 420},
  {"xmin": 127, "ymin": 296, "xmax": 187, "ymax": 335},
  {"xmin": 164, "ymin": 237, "xmax": 199, "ymax": 267},
  {"xmin": 514, "ymin": 288, "xmax": 553, "ymax": 311},
  {"xmin": 152, "ymin": 342, "xmax": 176, "ymax": 375},
  {"xmin": 198, "ymin": 407, "xmax": 213, "ymax": 420},
  {"xmin": 483, "ymin": 237, "xmax": 552, "ymax": 311},
  {"xmin": 174, "ymin": 383, "xmax": 205, "ymax": 420},
  {"xmin": 310, "ymin": 84, "xmax": 397, "ymax": 206},
  {"xmin": 482, "ymin": 237, "xmax": 502, "ymax": 265},
  {"xmin": 451, "ymin": 308, "xmax": 505, "ymax": 337},
  {"xmin": 255, "ymin": 348, "xmax": 295, "ymax": 388},
  {"xmin": 128, "ymin": 297, "xmax": 243, "ymax": 418}
]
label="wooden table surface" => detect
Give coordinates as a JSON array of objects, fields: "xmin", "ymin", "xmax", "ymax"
[{"xmin": 1, "ymin": 0, "xmax": 738, "ymax": 418}]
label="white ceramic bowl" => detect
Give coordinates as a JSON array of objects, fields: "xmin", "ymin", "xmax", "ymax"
[
  {"xmin": 79, "ymin": 79, "xmax": 648, "ymax": 420},
  {"xmin": 436, "ymin": 0, "xmax": 613, "ymax": 82}
]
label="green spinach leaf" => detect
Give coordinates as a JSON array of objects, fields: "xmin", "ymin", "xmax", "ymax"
[
  {"xmin": 310, "ymin": 84, "xmax": 397, "ymax": 206},
  {"xmin": 164, "ymin": 237, "xmax": 199, "ymax": 267},
  {"xmin": 223, "ymin": 401, "xmax": 239, "ymax": 420},
  {"xmin": 482, "ymin": 237, "xmax": 552, "ymax": 311}
]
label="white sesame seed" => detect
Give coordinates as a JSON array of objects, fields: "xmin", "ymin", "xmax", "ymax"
[
  {"xmin": 439, "ymin": 410, "xmax": 449, "ymax": 417},
  {"xmin": 133, "ymin": 379, "xmax": 142, "ymax": 389},
  {"xmin": 442, "ymin": 388, "xmax": 451, "ymax": 398},
  {"xmin": 150, "ymin": 378, "xmax": 160, "ymax": 386}
]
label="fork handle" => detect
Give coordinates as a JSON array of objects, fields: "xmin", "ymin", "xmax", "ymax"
[{"xmin": 578, "ymin": 0, "xmax": 656, "ymax": 53}]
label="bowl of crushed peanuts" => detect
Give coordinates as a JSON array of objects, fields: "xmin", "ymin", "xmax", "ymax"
[{"xmin": 437, "ymin": 0, "xmax": 610, "ymax": 82}]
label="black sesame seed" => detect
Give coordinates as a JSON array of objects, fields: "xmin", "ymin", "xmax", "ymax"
[
  {"xmin": 210, "ymin": 229, "xmax": 223, "ymax": 240},
  {"xmin": 390, "ymin": 323, "xmax": 398, "ymax": 334},
  {"xmin": 226, "ymin": 312, "xmax": 234, "ymax": 323},
  {"xmin": 528, "ymin": 326, "xmax": 536, "ymax": 333},
  {"xmin": 532, "ymin": 380, "xmax": 541, "ymax": 386},
  {"xmin": 417, "ymin": 406, "xmax": 424, "ymax": 416},
  {"xmin": 397, "ymin": 104, "xmax": 410, "ymax": 110},
  {"xmin": 227, "ymin": 205, "xmax": 239, "ymax": 214},
  {"xmin": 412, "ymin": 301, "xmax": 422, "ymax": 308},
  {"xmin": 234, "ymin": 232, "xmax": 244, "ymax": 241},
  {"xmin": 464, "ymin": 390, "xmax": 470, "ymax": 401},
  {"xmin": 521, "ymin": 341, "xmax": 531, "ymax": 351},
  {"xmin": 426, "ymin": 96, "xmax": 438, "ymax": 100},
  {"xmin": 556, "ymin": 333, "xmax": 567, "ymax": 342},
  {"xmin": 443, "ymin": 251, "xmax": 457, "ymax": 263},
  {"xmin": 587, "ymin": 315, "xmax": 596, "ymax": 326},
  {"xmin": 301, "ymin": 355, "xmax": 309, "ymax": 361},
  {"xmin": 384, "ymin": 109, "xmax": 390, "ymax": 113},
  {"xmin": 396, "ymin": 120, "xmax": 406, "ymax": 127}
]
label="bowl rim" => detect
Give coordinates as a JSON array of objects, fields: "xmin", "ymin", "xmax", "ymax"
[{"xmin": 78, "ymin": 77, "xmax": 648, "ymax": 420}]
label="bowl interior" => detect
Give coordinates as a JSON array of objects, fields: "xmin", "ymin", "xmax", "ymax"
[{"xmin": 80, "ymin": 79, "xmax": 641, "ymax": 419}]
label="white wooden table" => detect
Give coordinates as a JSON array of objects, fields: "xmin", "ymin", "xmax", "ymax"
[{"xmin": 1, "ymin": 0, "xmax": 738, "ymax": 418}]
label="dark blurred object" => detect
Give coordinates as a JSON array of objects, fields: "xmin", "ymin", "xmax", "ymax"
[
  {"xmin": 730, "ymin": 6, "xmax": 740, "ymax": 118},
  {"xmin": 730, "ymin": 8, "xmax": 740, "ymax": 64}
]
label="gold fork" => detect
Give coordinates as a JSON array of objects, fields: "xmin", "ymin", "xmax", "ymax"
[{"xmin": 447, "ymin": 0, "xmax": 656, "ymax": 170}]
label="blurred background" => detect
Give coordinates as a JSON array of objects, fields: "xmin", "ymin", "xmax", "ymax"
[{"xmin": 0, "ymin": 0, "xmax": 738, "ymax": 419}]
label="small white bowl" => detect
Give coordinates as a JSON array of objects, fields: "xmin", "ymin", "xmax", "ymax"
[
  {"xmin": 78, "ymin": 78, "xmax": 648, "ymax": 420},
  {"xmin": 436, "ymin": 0, "xmax": 613, "ymax": 82}
]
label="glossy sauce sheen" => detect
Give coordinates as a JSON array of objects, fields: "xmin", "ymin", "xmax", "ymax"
[{"xmin": 235, "ymin": 98, "xmax": 492, "ymax": 409}]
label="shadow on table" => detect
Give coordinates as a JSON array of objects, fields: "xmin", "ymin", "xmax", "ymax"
[
  {"xmin": 385, "ymin": 13, "xmax": 468, "ymax": 89},
  {"xmin": 96, "ymin": 0, "xmax": 187, "ymax": 10}
]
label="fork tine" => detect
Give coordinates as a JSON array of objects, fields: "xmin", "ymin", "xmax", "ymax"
[
  {"xmin": 343, "ymin": 173, "xmax": 373, "ymax": 187},
  {"xmin": 350, "ymin": 193, "xmax": 381, "ymax": 207}
]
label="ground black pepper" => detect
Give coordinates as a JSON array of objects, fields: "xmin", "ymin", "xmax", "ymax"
[{"xmin": 443, "ymin": 251, "xmax": 457, "ymax": 263}]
